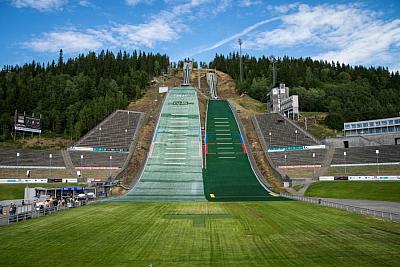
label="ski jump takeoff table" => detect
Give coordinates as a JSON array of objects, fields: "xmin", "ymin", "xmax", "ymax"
[
  {"xmin": 125, "ymin": 87, "xmax": 205, "ymax": 202},
  {"xmin": 203, "ymin": 100, "xmax": 278, "ymax": 201}
]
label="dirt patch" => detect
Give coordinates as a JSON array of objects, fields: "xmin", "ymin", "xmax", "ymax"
[{"xmin": 0, "ymin": 136, "xmax": 73, "ymax": 150}]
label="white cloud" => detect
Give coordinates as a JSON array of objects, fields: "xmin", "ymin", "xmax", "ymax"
[
  {"xmin": 11, "ymin": 0, "xmax": 67, "ymax": 11},
  {"xmin": 22, "ymin": 30, "xmax": 104, "ymax": 53},
  {"xmin": 239, "ymin": 0, "xmax": 261, "ymax": 8},
  {"xmin": 21, "ymin": 0, "xmax": 214, "ymax": 53},
  {"xmin": 125, "ymin": 0, "xmax": 152, "ymax": 7},
  {"xmin": 244, "ymin": 4, "xmax": 400, "ymax": 66}
]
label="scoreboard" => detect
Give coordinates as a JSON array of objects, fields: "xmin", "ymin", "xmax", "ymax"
[{"xmin": 15, "ymin": 113, "xmax": 42, "ymax": 133}]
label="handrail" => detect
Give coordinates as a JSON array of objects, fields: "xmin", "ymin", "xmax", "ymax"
[{"xmin": 280, "ymin": 193, "xmax": 400, "ymax": 222}]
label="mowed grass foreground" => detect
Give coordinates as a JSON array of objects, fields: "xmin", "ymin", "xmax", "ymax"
[
  {"xmin": 305, "ymin": 181, "xmax": 400, "ymax": 202},
  {"xmin": 1, "ymin": 201, "xmax": 400, "ymax": 266}
]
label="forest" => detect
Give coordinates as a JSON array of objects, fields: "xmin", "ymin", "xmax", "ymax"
[
  {"xmin": 209, "ymin": 53, "xmax": 400, "ymax": 130},
  {"xmin": 0, "ymin": 50, "xmax": 169, "ymax": 141}
]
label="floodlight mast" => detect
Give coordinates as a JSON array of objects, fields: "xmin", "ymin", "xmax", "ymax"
[
  {"xmin": 269, "ymin": 55, "xmax": 276, "ymax": 87},
  {"xmin": 238, "ymin": 38, "xmax": 243, "ymax": 84}
]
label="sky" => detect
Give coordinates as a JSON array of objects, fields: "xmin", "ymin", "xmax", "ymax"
[{"xmin": 0, "ymin": 0, "xmax": 399, "ymax": 70}]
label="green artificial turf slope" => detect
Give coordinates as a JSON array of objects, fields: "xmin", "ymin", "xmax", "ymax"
[
  {"xmin": 305, "ymin": 181, "xmax": 400, "ymax": 202},
  {"xmin": 203, "ymin": 100, "xmax": 282, "ymax": 201},
  {"xmin": 0, "ymin": 201, "xmax": 399, "ymax": 266}
]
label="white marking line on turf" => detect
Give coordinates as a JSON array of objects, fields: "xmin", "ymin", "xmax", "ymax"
[
  {"xmin": 214, "ymin": 118, "xmax": 228, "ymax": 119},
  {"xmin": 217, "ymin": 147, "xmax": 234, "ymax": 149},
  {"xmin": 165, "ymin": 153, "xmax": 187, "ymax": 155},
  {"xmin": 168, "ymin": 139, "xmax": 186, "ymax": 141},
  {"xmin": 215, "ymin": 125, "xmax": 229, "ymax": 127},
  {"xmin": 169, "ymin": 129, "xmax": 188, "ymax": 132},
  {"xmin": 216, "ymin": 138, "xmax": 232, "ymax": 140},
  {"xmin": 163, "ymin": 162, "xmax": 186, "ymax": 165},
  {"xmin": 216, "ymin": 134, "xmax": 231, "ymax": 136},
  {"xmin": 218, "ymin": 152, "xmax": 235, "ymax": 154},
  {"xmin": 215, "ymin": 122, "xmax": 229, "ymax": 124},
  {"xmin": 166, "ymin": 147, "xmax": 187, "ymax": 150},
  {"xmin": 165, "ymin": 158, "xmax": 186, "ymax": 160},
  {"xmin": 217, "ymin": 143, "xmax": 233, "ymax": 145},
  {"xmin": 216, "ymin": 130, "xmax": 230, "ymax": 131},
  {"xmin": 171, "ymin": 114, "xmax": 188, "ymax": 116},
  {"xmin": 168, "ymin": 143, "xmax": 187, "ymax": 145},
  {"xmin": 218, "ymin": 157, "xmax": 236, "ymax": 159}
]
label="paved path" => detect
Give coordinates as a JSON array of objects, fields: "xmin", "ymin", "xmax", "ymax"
[{"xmin": 321, "ymin": 198, "xmax": 400, "ymax": 214}]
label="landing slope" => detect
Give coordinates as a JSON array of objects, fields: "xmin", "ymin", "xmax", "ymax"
[
  {"xmin": 203, "ymin": 100, "xmax": 280, "ymax": 201},
  {"xmin": 123, "ymin": 87, "xmax": 205, "ymax": 201}
]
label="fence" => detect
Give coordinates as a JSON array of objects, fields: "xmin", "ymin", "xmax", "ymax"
[
  {"xmin": 280, "ymin": 193, "xmax": 400, "ymax": 222},
  {"xmin": 0, "ymin": 199, "xmax": 102, "ymax": 226}
]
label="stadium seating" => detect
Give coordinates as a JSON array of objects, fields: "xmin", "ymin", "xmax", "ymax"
[
  {"xmin": 331, "ymin": 145, "xmax": 400, "ymax": 165},
  {"xmin": 268, "ymin": 149, "xmax": 327, "ymax": 167},
  {"xmin": 74, "ymin": 110, "xmax": 141, "ymax": 150},
  {"xmin": 69, "ymin": 151, "xmax": 127, "ymax": 167},
  {"xmin": 0, "ymin": 149, "xmax": 64, "ymax": 167},
  {"xmin": 256, "ymin": 113, "xmax": 319, "ymax": 147}
]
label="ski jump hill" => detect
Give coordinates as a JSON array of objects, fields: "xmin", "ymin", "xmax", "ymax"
[{"xmin": 121, "ymin": 67, "xmax": 281, "ymax": 202}]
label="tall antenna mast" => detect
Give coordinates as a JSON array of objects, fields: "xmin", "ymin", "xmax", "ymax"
[
  {"xmin": 238, "ymin": 38, "xmax": 243, "ymax": 84},
  {"xmin": 269, "ymin": 55, "xmax": 276, "ymax": 87}
]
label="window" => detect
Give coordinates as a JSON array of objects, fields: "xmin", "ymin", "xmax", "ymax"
[
  {"xmin": 375, "ymin": 121, "xmax": 381, "ymax": 126},
  {"xmin": 351, "ymin": 124, "xmax": 357, "ymax": 129},
  {"xmin": 389, "ymin": 120, "xmax": 394, "ymax": 125},
  {"xmin": 357, "ymin": 123, "xmax": 362, "ymax": 128},
  {"xmin": 382, "ymin": 127, "xmax": 388, "ymax": 133},
  {"xmin": 363, "ymin": 123, "xmax": 368, "ymax": 127},
  {"xmin": 376, "ymin": 128, "xmax": 382, "ymax": 133},
  {"xmin": 395, "ymin": 119, "xmax": 400, "ymax": 124},
  {"xmin": 381, "ymin": 120, "xmax": 387, "ymax": 126},
  {"xmin": 345, "ymin": 124, "xmax": 350, "ymax": 129},
  {"xmin": 369, "ymin": 122, "xmax": 375, "ymax": 127}
]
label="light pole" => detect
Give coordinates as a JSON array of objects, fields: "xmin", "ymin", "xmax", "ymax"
[
  {"xmin": 98, "ymin": 127, "xmax": 102, "ymax": 147},
  {"xmin": 125, "ymin": 129, "xmax": 128, "ymax": 148},
  {"xmin": 80, "ymin": 154, "xmax": 84, "ymax": 180},
  {"xmin": 238, "ymin": 38, "xmax": 243, "ymax": 84},
  {"xmin": 49, "ymin": 153, "xmax": 52, "ymax": 178},
  {"xmin": 109, "ymin": 155, "xmax": 112, "ymax": 178},
  {"xmin": 295, "ymin": 130, "xmax": 298, "ymax": 145},
  {"xmin": 269, "ymin": 132, "xmax": 272, "ymax": 146},
  {"xmin": 16, "ymin": 152, "xmax": 20, "ymax": 177},
  {"xmin": 376, "ymin": 149, "xmax": 380, "ymax": 175},
  {"xmin": 312, "ymin": 153, "xmax": 316, "ymax": 179},
  {"xmin": 269, "ymin": 55, "xmax": 276, "ymax": 87},
  {"xmin": 343, "ymin": 151, "xmax": 347, "ymax": 175},
  {"xmin": 284, "ymin": 154, "xmax": 287, "ymax": 178}
]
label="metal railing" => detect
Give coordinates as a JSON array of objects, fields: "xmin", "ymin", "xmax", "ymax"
[
  {"xmin": 280, "ymin": 193, "xmax": 400, "ymax": 222},
  {"xmin": 0, "ymin": 199, "xmax": 103, "ymax": 226}
]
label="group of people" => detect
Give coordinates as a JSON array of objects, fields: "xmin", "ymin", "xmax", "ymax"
[
  {"xmin": 0, "ymin": 203, "xmax": 17, "ymax": 216},
  {"xmin": 0, "ymin": 197, "xmax": 89, "ymax": 217}
]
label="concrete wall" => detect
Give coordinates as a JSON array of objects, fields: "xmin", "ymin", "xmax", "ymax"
[{"xmin": 322, "ymin": 133, "xmax": 400, "ymax": 148}]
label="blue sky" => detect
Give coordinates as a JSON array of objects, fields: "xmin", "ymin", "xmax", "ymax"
[{"xmin": 0, "ymin": 0, "xmax": 399, "ymax": 70}]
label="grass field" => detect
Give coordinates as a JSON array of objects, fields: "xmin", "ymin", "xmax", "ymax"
[
  {"xmin": 305, "ymin": 181, "xmax": 400, "ymax": 202},
  {"xmin": 0, "ymin": 201, "xmax": 399, "ymax": 266},
  {"xmin": 0, "ymin": 183, "xmax": 82, "ymax": 200},
  {"xmin": 325, "ymin": 165, "xmax": 400, "ymax": 176}
]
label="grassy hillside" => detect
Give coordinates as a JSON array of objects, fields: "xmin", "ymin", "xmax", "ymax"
[
  {"xmin": 0, "ymin": 201, "xmax": 399, "ymax": 266},
  {"xmin": 305, "ymin": 181, "xmax": 400, "ymax": 202}
]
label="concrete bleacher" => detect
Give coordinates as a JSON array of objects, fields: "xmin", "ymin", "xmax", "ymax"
[
  {"xmin": 0, "ymin": 149, "xmax": 64, "ymax": 167},
  {"xmin": 268, "ymin": 149, "xmax": 326, "ymax": 167},
  {"xmin": 69, "ymin": 151, "xmax": 127, "ymax": 168},
  {"xmin": 74, "ymin": 110, "xmax": 141, "ymax": 150},
  {"xmin": 256, "ymin": 113, "xmax": 319, "ymax": 147},
  {"xmin": 331, "ymin": 145, "xmax": 400, "ymax": 165}
]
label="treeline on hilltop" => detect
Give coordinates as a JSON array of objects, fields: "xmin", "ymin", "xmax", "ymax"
[
  {"xmin": 209, "ymin": 53, "xmax": 400, "ymax": 130},
  {"xmin": 0, "ymin": 50, "xmax": 169, "ymax": 141}
]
